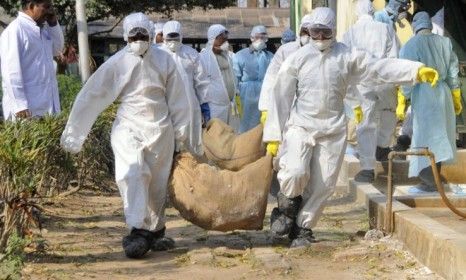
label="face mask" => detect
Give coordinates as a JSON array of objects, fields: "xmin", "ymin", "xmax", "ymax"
[
  {"xmin": 128, "ymin": 41, "xmax": 149, "ymax": 56},
  {"xmin": 166, "ymin": 40, "xmax": 181, "ymax": 52},
  {"xmin": 252, "ymin": 40, "xmax": 266, "ymax": 51},
  {"xmin": 312, "ymin": 39, "xmax": 333, "ymax": 51},
  {"xmin": 300, "ymin": 35, "xmax": 310, "ymax": 46},
  {"xmin": 219, "ymin": 41, "xmax": 230, "ymax": 52}
]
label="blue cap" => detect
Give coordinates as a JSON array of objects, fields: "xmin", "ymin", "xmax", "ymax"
[
  {"xmin": 385, "ymin": 0, "xmax": 410, "ymax": 19},
  {"xmin": 281, "ymin": 28, "xmax": 296, "ymax": 44},
  {"xmin": 412, "ymin": 11, "xmax": 433, "ymax": 34}
]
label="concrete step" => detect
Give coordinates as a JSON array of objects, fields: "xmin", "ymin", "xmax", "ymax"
[
  {"xmin": 351, "ymin": 180, "xmax": 466, "ymax": 280},
  {"xmin": 338, "ymin": 150, "xmax": 466, "ymax": 189},
  {"xmin": 337, "ymin": 155, "xmax": 413, "ymax": 189}
]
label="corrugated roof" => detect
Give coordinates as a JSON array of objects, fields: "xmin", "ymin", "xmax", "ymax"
[
  {"xmin": 88, "ymin": 8, "xmax": 291, "ymax": 39},
  {"xmin": 0, "ymin": 7, "xmax": 291, "ymax": 39}
]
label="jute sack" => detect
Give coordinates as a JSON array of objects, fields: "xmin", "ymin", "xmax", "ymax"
[
  {"xmin": 169, "ymin": 152, "xmax": 273, "ymax": 231},
  {"xmin": 203, "ymin": 119, "xmax": 265, "ymax": 171}
]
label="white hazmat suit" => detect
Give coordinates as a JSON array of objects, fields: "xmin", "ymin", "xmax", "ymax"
[
  {"xmin": 160, "ymin": 20, "xmax": 209, "ymax": 156},
  {"xmin": 61, "ymin": 14, "xmax": 189, "ymax": 234},
  {"xmin": 258, "ymin": 15, "xmax": 312, "ymax": 113},
  {"xmin": 264, "ymin": 8, "xmax": 424, "ymax": 243},
  {"xmin": 199, "ymin": 24, "xmax": 240, "ymax": 130},
  {"xmin": 342, "ymin": 0, "xmax": 400, "ymax": 177}
]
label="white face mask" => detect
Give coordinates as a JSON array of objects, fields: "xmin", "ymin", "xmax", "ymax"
[
  {"xmin": 165, "ymin": 40, "xmax": 181, "ymax": 53},
  {"xmin": 312, "ymin": 39, "xmax": 334, "ymax": 51},
  {"xmin": 252, "ymin": 40, "xmax": 267, "ymax": 51},
  {"xmin": 219, "ymin": 41, "xmax": 230, "ymax": 52},
  {"xmin": 128, "ymin": 41, "xmax": 150, "ymax": 56},
  {"xmin": 300, "ymin": 35, "xmax": 310, "ymax": 46}
]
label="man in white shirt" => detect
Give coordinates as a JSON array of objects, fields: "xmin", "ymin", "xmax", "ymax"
[{"xmin": 0, "ymin": 0, "xmax": 64, "ymax": 120}]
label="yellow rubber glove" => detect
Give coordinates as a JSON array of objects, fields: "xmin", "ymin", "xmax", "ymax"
[
  {"xmin": 353, "ymin": 105, "xmax": 363, "ymax": 124},
  {"xmin": 260, "ymin": 111, "xmax": 267, "ymax": 125},
  {"xmin": 417, "ymin": 66, "xmax": 439, "ymax": 87},
  {"xmin": 235, "ymin": 95, "xmax": 243, "ymax": 117},
  {"xmin": 266, "ymin": 141, "xmax": 279, "ymax": 157},
  {"xmin": 452, "ymin": 88, "xmax": 463, "ymax": 115},
  {"xmin": 396, "ymin": 87, "xmax": 407, "ymax": 121}
]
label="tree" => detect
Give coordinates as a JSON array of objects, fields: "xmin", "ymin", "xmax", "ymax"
[{"xmin": 0, "ymin": 0, "xmax": 235, "ymax": 43}]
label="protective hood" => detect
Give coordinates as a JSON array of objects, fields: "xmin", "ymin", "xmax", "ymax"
[
  {"xmin": 356, "ymin": 0, "xmax": 375, "ymax": 18},
  {"xmin": 163, "ymin": 20, "xmax": 182, "ymax": 39},
  {"xmin": 251, "ymin": 25, "xmax": 267, "ymax": 37},
  {"xmin": 281, "ymin": 28, "xmax": 296, "ymax": 44},
  {"xmin": 412, "ymin": 11, "xmax": 433, "ymax": 34},
  {"xmin": 208, "ymin": 24, "xmax": 228, "ymax": 42},
  {"xmin": 154, "ymin": 22, "xmax": 165, "ymax": 36},
  {"xmin": 309, "ymin": 7, "xmax": 336, "ymax": 30},
  {"xmin": 123, "ymin": 12, "xmax": 154, "ymax": 42}
]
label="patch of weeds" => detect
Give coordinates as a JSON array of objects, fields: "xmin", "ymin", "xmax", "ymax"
[
  {"xmin": 175, "ymin": 253, "xmax": 191, "ymax": 267},
  {"xmin": 210, "ymin": 255, "xmax": 238, "ymax": 269},
  {"xmin": 273, "ymin": 245, "xmax": 287, "ymax": 255},
  {"xmin": 0, "ymin": 233, "xmax": 28, "ymax": 280},
  {"xmin": 358, "ymin": 215, "xmax": 371, "ymax": 232},
  {"xmin": 290, "ymin": 245, "xmax": 335, "ymax": 259},
  {"xmin": 237, "ymin": 249, "xmax": 263, "ymax": 269},
  {"xmin": 213, "ymin": 250, "xmax": 243, "ymax": 259}
]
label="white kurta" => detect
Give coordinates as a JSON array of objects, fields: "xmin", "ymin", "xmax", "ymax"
[
  {"xmin": 160, "ymin": 44, "xmax": 209, "ymax": 156},
  {"xmin": 0, "ymin": 12, "xmax": 64, "ymax": 120}
]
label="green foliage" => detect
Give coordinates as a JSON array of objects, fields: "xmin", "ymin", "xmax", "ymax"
[
  {"xmin": 0, "ymin": 232, "xmax": 27, "ymax": 280},
  {"xmin": 0, "ymin": 115, "xmax": 75, "ymax": 197},
  {"xmin": 0, "ymin": 74, "xmax": 116, "ymax": 254},
  {"xmin": 57, "ymin": 74, "xmax": 82, "ymax": 112},
  {"xmin": 0, "ymin": 0, "xmax": 236, "ymax": 42}
]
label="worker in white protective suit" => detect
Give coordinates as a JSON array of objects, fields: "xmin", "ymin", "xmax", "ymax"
[
  {"xmin": 398, "ymin": 12, "xmax": 461, "ymax": 193},
  {"xmin": 0, "ymin": 0, "xmax": 64, "ymax": 120},
  {"xmin": 200, "ymin": 24, "xmax": 241, "ymax": 131},
  {"xmin": 233, "ymin": 25, "xmax": 273, "ymax": 133},
  {"xmin": 159, "ymin": 20, "xmax": 210, "ymax": 156},
  {"xmin": 154, "ymin": 22, "xmax": 164, "ymax": 45},
  {"xmin": 342, "ymin": 0, "xmax": 400, "ymax": 183},
  {"xmin": 263, "ymin": 7, "xmax": 439, "ymax": 247},
  {"xmin": 258, "ymin": 14, "xmax": 313, "ymax": 123},
  {"xmin": 60, "ymin": 13, "xmax": 190, "ymax": 259}
]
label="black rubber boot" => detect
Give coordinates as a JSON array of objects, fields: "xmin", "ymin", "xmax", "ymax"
[
  {"xmin": 354, "ymin": 169, "xmax": 375, "ymax": 183},
  {"xmin": 290, "ymin": 227, "xmax": 316, "ymax": 248},
  {"xmin": 376, "ymin": 146, "xmax": 391, "ymax": 162},
  {"xmin": 151, "ymin": 227, "xmax": 175, "ymax": 251},
  {"xmin": 270, "ymin": 193, "xmax": 302, "ymax": 237},
  {"xmin": 122, "ymin": 228, "xmax": 153, "ymax": 259}
]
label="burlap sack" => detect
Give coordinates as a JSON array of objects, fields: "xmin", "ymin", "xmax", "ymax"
[
  {"xmin": 169, "ymin": 152, "xmax": 273, "ymax": 231},
  {"xmin": 203, "ymin": 119, "xmax": 265, "ymax": 171}
]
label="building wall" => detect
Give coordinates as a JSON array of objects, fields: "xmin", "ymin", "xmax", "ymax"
[{"xmin": 237, "ymin": 0, "xmax": 290, "ymax": 8}]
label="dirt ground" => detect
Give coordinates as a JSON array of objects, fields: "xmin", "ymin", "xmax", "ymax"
[{"xmin": 20, "ymin": 189, "xmax": 443, "ymax": 280}]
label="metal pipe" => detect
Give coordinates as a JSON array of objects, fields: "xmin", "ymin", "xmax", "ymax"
[{"xmin": 384, "ymin": 149, "xmax": 466, "ymax": 234}]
